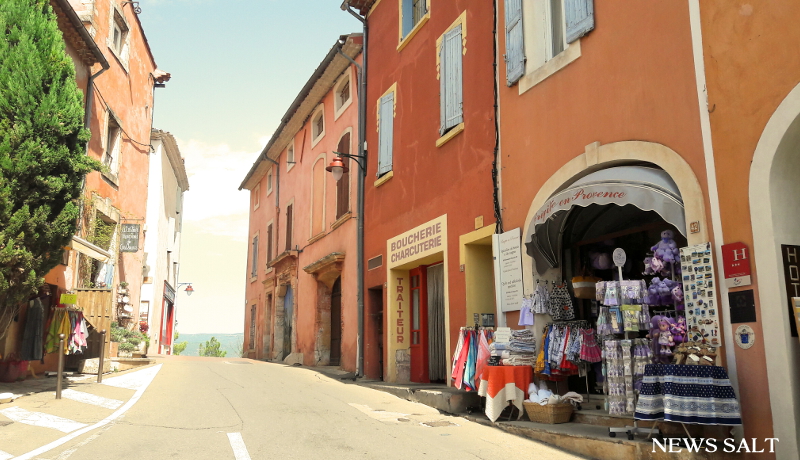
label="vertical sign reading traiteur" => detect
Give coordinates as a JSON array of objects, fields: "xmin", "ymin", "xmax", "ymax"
[
  {"xmin": 492, "ymin": 228, "xmax": 524, "ymax": 313},
  {"xmin": 120, "ymin": 224, "xmax": 140, "ymax": 253}
]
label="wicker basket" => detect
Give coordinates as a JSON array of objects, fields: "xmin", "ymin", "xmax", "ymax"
[{"xmin": 523, "ymin": 402, "xmax": 574, "ymax": 424}]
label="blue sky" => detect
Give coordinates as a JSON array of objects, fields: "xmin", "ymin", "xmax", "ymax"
[{"xmin": 138, "ymin": 1, "xmax": 360, "ymax": 333}]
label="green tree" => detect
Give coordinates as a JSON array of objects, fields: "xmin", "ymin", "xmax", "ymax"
[
  {"xmin": 199, "ymin": 337, "xmax": 227, "ymax": 357},
  {"xmin": 0, "ymin": 0, "xmax": 100, "ymax": 334},
  {"xmin": 173, "ymin": 331, "xmax": 188, "ymax": 355}
]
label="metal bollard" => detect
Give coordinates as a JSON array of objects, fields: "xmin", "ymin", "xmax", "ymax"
[
  {"xmin": 56, "ymin": 334, "xmax": 65, "ymax": 399},
  {"xmin": 97, "ymin": 330, "xmax": 106, "ymax": 383}
]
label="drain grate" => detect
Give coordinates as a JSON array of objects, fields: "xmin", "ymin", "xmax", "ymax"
[{"xmin": 421, "ymin": 421, "xmax": 457, "ymax": 428}]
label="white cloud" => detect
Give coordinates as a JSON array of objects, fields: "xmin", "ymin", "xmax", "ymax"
[{"xmin": 176, "ymin": 138, "xmax": 261, "ymax": 240}]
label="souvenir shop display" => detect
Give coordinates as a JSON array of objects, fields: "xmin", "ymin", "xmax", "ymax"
[
  {"xmin": 531, "ymin": 280, "xmax": 550, "ymax": 314},
  {"xmin": 679, "ymin": 243, "xmax": 722, "ymax": 347},
  {"xmin": 451, "ymin": 327, "xmax": 494, "ymax": 391},
  {"xmin": 548, "ymin": 282, "xmax": 576, "ymax": 321},
  {"xmin": 44, "ymin": 307, "xmax": 89, "ymax": 355}
]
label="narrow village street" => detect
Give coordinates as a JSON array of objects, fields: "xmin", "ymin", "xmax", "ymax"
[{"xmin": 2, "ymin": 360, "xmax": 580, "ymax": 460}]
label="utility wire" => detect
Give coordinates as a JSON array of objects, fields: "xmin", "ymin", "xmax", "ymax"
[{"xmin": 91, "ymin": 84, "xmax": 154, "ymax": 152}]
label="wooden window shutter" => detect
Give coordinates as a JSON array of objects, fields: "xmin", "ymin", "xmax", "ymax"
[
  {"xmin": 505, "ymin": 0, "xmax": 525, "ymax": 85},
  {"xmin": 285, "ymin": 204, "xmax": 293, "ymax": 251},
  {"xmin": 266, "ymin": 224, "xmax": 273, "ymax": 263},
  {"xmin": 336, "ymin": 133, "xmax": 351, "ymax": 218},
  {"xmin": 564, "ymin": 0, "xmax": 594, "ymax": 44},
  {"xmin": 440, "ymin": 25, "xmax": 463, "ymax": 135},
  {"xmin": 251, "ymin": 235, "xmax": 258, "ymax": 277},
  {"xmin": 378, "ymin": 93, "xmax": 394, "ymax": 176}
]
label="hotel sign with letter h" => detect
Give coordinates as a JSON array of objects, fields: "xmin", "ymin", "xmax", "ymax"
[{"xmin": 721, "ymin": 242, "xmax": 752, "ymax": 288}]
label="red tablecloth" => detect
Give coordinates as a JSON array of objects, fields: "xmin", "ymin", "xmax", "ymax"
[{"xmin": 477, "ymin": 366, "xmax": 533, "ymax": 422}]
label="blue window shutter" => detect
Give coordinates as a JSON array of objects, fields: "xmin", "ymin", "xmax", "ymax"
[
  {"xmin": 378, "ymin": 92, "xmax": 394, "ymax": 176},
  {"xmin": 505, "ymin": 0, "xmax": 525, "ymax": 85},
  {"xmin": 440, "ymin": 25, "xmax": 463, "ymax": 135},
  {"xmin": 564, "ymin": 0, "xmax": 594, "ymax": 44},
  {"xmin": 402, "ymin": 0, "xmax": 413, "ymax": 37}
]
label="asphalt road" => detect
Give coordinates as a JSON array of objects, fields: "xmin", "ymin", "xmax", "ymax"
[{"xmin": 10, "ymin": 357, "xmax": 581, "ymax": 460}]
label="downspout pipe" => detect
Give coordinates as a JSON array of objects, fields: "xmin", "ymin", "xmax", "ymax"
[{"xmin": 342, "ymin": 1, "xmax": 367, "ymax": 378}]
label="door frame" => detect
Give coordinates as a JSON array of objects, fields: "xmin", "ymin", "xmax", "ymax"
[{"xmin": 409, "ymin": 265, "xmax": 430, "ymax": 383}]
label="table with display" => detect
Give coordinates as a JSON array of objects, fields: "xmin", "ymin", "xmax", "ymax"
[
  {"xmin": 634, "ymin": 363, "xmax": 742, "ymax": 438},
  {"xmin": 477, "ymin": 365, "xmax": 533, "ymax": 422}
]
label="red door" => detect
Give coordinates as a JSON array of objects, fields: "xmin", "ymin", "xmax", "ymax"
[{"xmin": 409, "ymin": 266, "xmax": 430, "ymax": 383}]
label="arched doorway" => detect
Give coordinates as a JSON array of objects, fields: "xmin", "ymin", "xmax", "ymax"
[
  {"xmin": 282, "ymin": 285, "xmax": 293, "ymax": 361},
  {"xmin": 330, "ymin": 278, "xmax": 342, "ymax": 366},
  {"xmin": 750, "ymin": 82, "xmax": 800, "ymax": 458}
]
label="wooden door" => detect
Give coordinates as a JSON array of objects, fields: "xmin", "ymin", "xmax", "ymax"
[
  {"xmin": 409, "ymin": 266, "xmax": 430, "ymax": 383},
  {"xmin": 283, "ymin": 286, "xmax": 293, "ymax": 360},
  {"xmin": 330, "ymin": 278, "xmax": 342, "ymax": 366}
]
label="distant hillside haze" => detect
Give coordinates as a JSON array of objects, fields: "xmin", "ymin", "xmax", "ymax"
[{"xmin": 176, "ymin": 333, "xmax": 244, "ymax": 357}]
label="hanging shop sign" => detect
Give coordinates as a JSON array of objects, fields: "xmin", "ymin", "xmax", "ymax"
[
  {"xmin": 59, "ymin": 293, "xmax": 77, "ymax": 305},
  {"xmin": 120, "ymin": 224, "xmax": 140, "ymax": 253},
  {"xmin": 492, "ymin": 228, "xmax": 524, "ymax": 312},
  {"xmin": 721, "ymin": 242, "xmax": 752, "ymax": 288},
  {"xmin": 734, "ymin": 325, "xmax": 755, "ymax": 350},
  {"xmin": 680, "ymin": 242, "xmax": 722, "ymax": 346},
  {"xmin": 781, "ymin": 245, "xmax": 800, "ymax": 337}
]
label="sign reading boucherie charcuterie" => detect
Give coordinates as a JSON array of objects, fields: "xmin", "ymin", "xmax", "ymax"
[
  {"xmin": 120, "ymin": 224, "xmax": 140, "ymax": 253},
  {"xmin": 388, "ymin": 218, "xmax": 444, "ymax": 267}
]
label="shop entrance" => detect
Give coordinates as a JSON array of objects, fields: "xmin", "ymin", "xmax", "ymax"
[
  {"xmin": 282, "ymin": 285, "xmax": 293, "ymax": 360},
  {"xmin": 330, "ymin": 278, "xmax": 342, "ymax": 366},
  {"xmin": 409, "ymin": 264, "xmax": 446, "ymax": 383}
]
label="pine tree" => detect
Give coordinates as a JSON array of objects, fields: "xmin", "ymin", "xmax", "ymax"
[
  {"xmin": 199, "ymin": 337, "xmax": 227, "ymax": 357},
  {"xmin": 0, "ymin": 0, "xmax": 100, "ymax": 335}
]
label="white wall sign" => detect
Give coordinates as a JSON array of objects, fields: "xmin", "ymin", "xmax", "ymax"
[{"xmin": 492, "ymin": 228, "xmax": 524, "ymax": 313}]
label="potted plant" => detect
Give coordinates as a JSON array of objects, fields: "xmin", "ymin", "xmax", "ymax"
[{"xmin": 118, "ymin": 342, "xmax": 135, "ymax": 358}]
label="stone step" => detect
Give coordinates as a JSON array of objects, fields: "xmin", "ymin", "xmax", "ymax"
[
  {"xmin": 465, "ymin": 415, "xmax": 739, "ymax": 460},
  {"xmin": 361, "ymin": 382, "xmax": 482, "ymax": 415}
]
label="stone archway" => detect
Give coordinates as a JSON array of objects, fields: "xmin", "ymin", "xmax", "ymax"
[
  {"xmin": 749, "ymin": 82, "xmax": 800, "ymax": 459},
  {"xmin": 521, "ymin": 140, "xmax": 709, "ymax": 296},
  {"xmin": 303, "ymin": 253, "xmax": 345, "ymax": 366}
]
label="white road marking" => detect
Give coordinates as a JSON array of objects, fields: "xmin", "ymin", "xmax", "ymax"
[
  {"xmin": 12, "ymin": 364, "xmax": 162, "ymax": 460},
  {"xmin": 0, "ymin": 407, "xmax": 87, "ymax": 433},
  {"xmin": 100, "ymin": 365, "xmax": 161, "ymax": 390},
  {"xmin": 226, "ymin": 432, "xmax": 252, "ymax": 460},
  {"xmin": 61, "ymin": 389, "xmax": 123, "ymax": 410},
  {"xmin": 348, "ymin": 403, "xmax": 410, "ymax": 423},
  {"xmin": 0, "ymin": 450, "xmax": 12, "ymax": 460}
]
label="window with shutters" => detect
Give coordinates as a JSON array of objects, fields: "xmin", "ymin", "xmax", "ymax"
[
  {"xmin": 515, "ymin": 0, "xmax": 594, "ymax": 92},
  {"xmin": 376, "ymin": 84, "xmax": 396, "ymax": 182},
  {"xmin": 285, "ymin": 203, "xmax": 294, "ymax": 251},
  {"xmin": 311, "ymin": 105, "xmax": 325, "ymax": 147},
  {"xmin": 334, "ymin": 72, "xmax": 353, "ymax": 119},
  {"xmin": 253, "ymin": 184, "xmax": 260, "ymax": 210},
  {"xmin": 335, "ymin": 132, "xmax": 351, "ymax": 219},
  {"xmin": 437, "ymin": 13, "xmax": 466, "ymax": 144},
  {"xmin": 398, "ymin": 0, "xmax": 430, "ymax": 49},
  {"xmin": 266, "ymin": 222, "xmax": 274, "ymax": 265},
  {"xmin": 250, "ymin": 234, "xmax": 259, "ymax": 280},
  {"xmin": 266, "ymin": 167, "xmax": 273, "ymax": 195},
  {"xmin": 103, "ymin": 112, "xmax": 122, "ymax": 183},
  {"xmin": 286, "ymin": 141, "xmax": 295, "ymax": 172}
]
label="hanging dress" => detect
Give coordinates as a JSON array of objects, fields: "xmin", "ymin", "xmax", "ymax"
[{"xmin": 580, "ymin": 328, "xmax": 603, "ymax": 363}]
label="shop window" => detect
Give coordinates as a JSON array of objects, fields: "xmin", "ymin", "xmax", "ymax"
[
  {"xmin": 377, "ymin": 87, "xmax": 395, "ymax": 177},
  {"xmin": 438, "ymin": 23, "xmax": 463, "ymax": 136}
]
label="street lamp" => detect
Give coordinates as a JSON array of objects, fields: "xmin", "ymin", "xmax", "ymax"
[{"xmin": 177, "ymin": 283, "xmax": 194, "ymax": 296}]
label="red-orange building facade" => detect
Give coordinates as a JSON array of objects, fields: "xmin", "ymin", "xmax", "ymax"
[{"xmin": 240, "ymin": 35, "xmax": 362, "ymax": 372}]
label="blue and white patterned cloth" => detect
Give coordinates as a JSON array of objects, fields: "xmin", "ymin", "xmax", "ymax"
[{"xmin": 634, "ymin": 364, "xmax": 742, "ymax": 425}]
